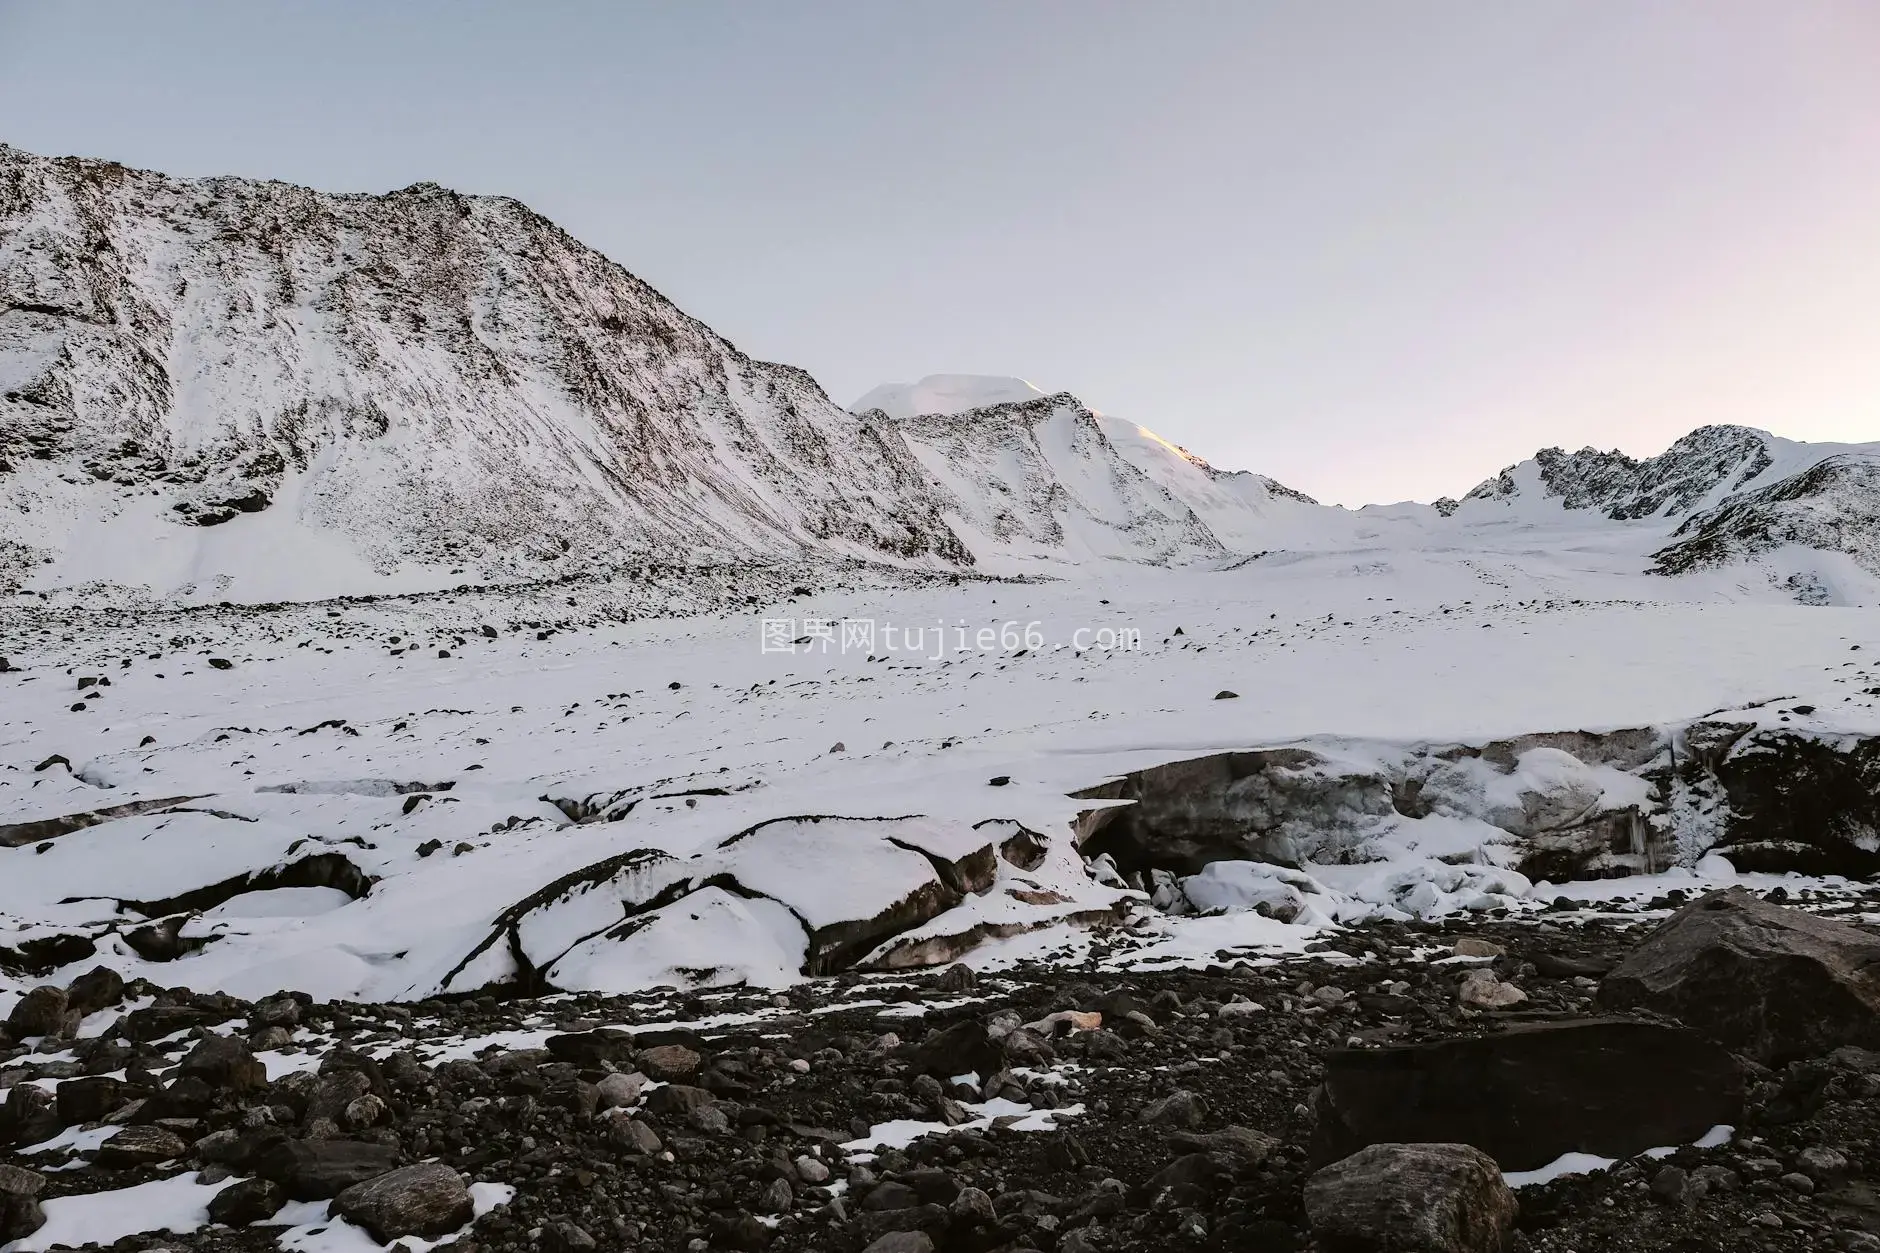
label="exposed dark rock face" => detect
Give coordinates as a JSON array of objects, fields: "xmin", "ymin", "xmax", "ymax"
[
  {"xmin": 1311, "ymin": 1019, "xmax": 1744, "ymax": 1170},
  {"xmin": 1600, "ymin": 888, "xmax": 1880, "ymax": 1064},
  {"xmin": 438, "ymin": 814, "xmax": 1066, "ymax": 992},
  {"xmin": 1461, "ymin": 425, "xmax": 1776, "ymax": 522},
  {"xmin": 1305, "ymin": 1142, "xmax": 1519, "ymax": 1253},
  {"xmin": 1073, "ymin": 719, "xmax": 1880, "ymax": 890},
  {"xmin": 120, "ymin": 849, "xmax": 377, "ymax": 917},
  {"xmin": 1654, "ymin": 453, "xmax": 1880, "ymax": 577},
  {"xmin": 0, "ymin": 794, "xmax": 206, "ymax": 848},
  {"xmin": 1699, "ymin": 730, "xmax": 1880, "ymax": 877}
]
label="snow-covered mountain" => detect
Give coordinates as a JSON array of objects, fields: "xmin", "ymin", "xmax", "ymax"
[
  {"xmin": 854, "ymin": 374, "xmax": 1334, "ymax": 558},
  {"xmin": 3, "ymin": 145, "xmax": 1878, "ymax": 607},
  {"xmin": 1439, "ymin": 425, "xmax": 1880, "ymax": 593}
]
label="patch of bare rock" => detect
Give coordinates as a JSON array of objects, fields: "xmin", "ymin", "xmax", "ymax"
[{"xmin": 2, "ymin": 886, "xmax": 1880, "ymax": 1250}]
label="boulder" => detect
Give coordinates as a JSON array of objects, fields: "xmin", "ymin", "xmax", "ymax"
[
  {"xmin": 1167, "ymin": 1125, "xmax": 1279, "ymax": 1163},
  {"xmin": 545, "ymin": 1028, "xmax": 636, "ymax": 1068},
  {"xmin": 121, "ymin": 1004, "xmax": 228, "ymax": 1042},
  {"xmin": 1457, "ymin": 970, "xmax": 1527, "ymax": 1011},
  {"xmin": 64, "ymin": 967, "xmax": 126, "ymax": 1017},
  {"xmin": 256, "ymin": 1137, "xmax": 402, "ymax": 1200},
  {"xmin": 1305, "ymin": 1142, "xmax": 1517, "ymax": 1252},
  {"xmin": 644, "ymin": 1084, "xmax": 715, "ymax": 1118},
  {"xmin": 1599, "ymin": 888, "xmax": 1880, "ymax": 1063},
  {"xmin": 56, "ymin": 1075, "xmax": 129, "ymax": 1125},
  {"xmin": 0, "ymin": 1085, "xmax": 61, "ymax": 1149},
  {"xmin": 207, "ymin": 1176, "xmax": 287, "ymax": 1226},
  {"xmin": 1142, "ymin": 1089, "xmax": 1208, "ymax": 1128},
  {"xmin": 605, "ymin": 1114, "xmax": 662, "ymax": 1155},
  {"xmin": 595, "ymin": 1071, "xmax": 648, "ymax": 1109},
  {"xmin": 0, "ymin": 1163, "xmax": 46, "ymax": 1243},
  {"xmin": 94, "ymin": 1124, "xmax": 189, "ymax": 1167},
  {"xmin": 334, "ymin": 1163, "xmax": 475, "ymax": 1241},
  {"xmin": 5, "ymin": 987, "xmax": 68, "ymax": 1038},
  {"xmin": 910, "ymin": 1019, "xmax": 1002, "ymax": 1079},
  {"xmin": 177, "ymin": 1034, "xmax": 267, "ymax": 1091},
  {"xmin": 1312, "ymin": 1018, "xmax": 1742, "ymax": 1171},
  {"xmin": 936, "ymin": 963, "xmax": 976, "ymax": 993},
  {"xmin": 637, "ymin": 1043, "xmax": 701, "ymax": 1081}
]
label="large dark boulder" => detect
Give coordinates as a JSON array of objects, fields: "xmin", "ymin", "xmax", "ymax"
[
  {"xmin": 64, "ymin": 967, "xmax": 126, "ymax": 1017},
  {"xmin": 121, "ymin": 1003, "xmax": 229, "ymax": 1042},
  {"xmin": 0, "ymin": 1085, "xmax": 62, "ymax": 1150},
  {"xmin": 56, "ymin": 1075, "xmax": 129, "ymax": 1125},
  {"xmin": 909, "ymin": 1018, "xmax": 1003, "ymax": 1080},
  {"xmin": 256, "ymin": 1138, "xmax": 401, "ymax": 1201},
  {"xmin": 208, "ymin": 1177, "xmax": 287, "ymax": 1227},
  {"xmin": 545, "ymin": 1029, "xmax": 636, "ymax": 1068},
  {"xmin": 333, "ymin": 1163, "xmax": 474, "ymax": 1241},
  {"xmin": 1311, "ymin": 1018, "xmax": 1742, "ymax": 1171},
  {"xmin": 1305, "ymin": 1143, "xmax": 1517, "ymax": 1253},
  {"xmin": 176, "ymin": 1034, "xmax": 267, "ymax": 1092},
  {"xmin": 1599, "ymin": 888, "xmax": 1880, "ymax": 1063}
]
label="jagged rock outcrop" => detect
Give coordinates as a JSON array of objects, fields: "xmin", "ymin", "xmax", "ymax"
[
  {"xmin": 1454, "ymin": 426, "xmax": 1880, "ymax": 584},
  {"xmin": 1653, "ymin": 452, "xmax": 1880, "ymax": 578},
  {"xmin": 1458, "ymin": 425, "xmax": 1777, "ymax": 520}
]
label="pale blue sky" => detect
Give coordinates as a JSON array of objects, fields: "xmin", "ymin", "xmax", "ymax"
[{"xmin": 3, "ymin": 1, "xmax": 1877, "ymax": 504}]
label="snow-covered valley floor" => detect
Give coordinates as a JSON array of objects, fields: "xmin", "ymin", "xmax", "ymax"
[{"xmin": 5, "ymin": 532, "xmax": 1877, "ymax": 1006}]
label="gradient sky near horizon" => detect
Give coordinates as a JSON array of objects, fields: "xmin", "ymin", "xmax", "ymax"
[{"xmin": 3, "ymin": 2, "xmax": 1877, "ymax": 505}]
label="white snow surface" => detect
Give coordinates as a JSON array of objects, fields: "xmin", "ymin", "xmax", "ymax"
[
  {"xmin": 4, "ymin": 544, "xmax": 1879, "ymax": 1004},
  {"xmin": 0, "ymin": 1172, "xmax": 239, "ymax": 1252}
]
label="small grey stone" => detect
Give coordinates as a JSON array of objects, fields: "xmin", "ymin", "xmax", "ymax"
[
  {"xmin": 595, "ymin": 1071, "xmax": 647, "ymax": 1110},
  {"xmin": 757, "ymin": 1175, "xmax": 794, "ymax": 1214},
  {"xmin": 1142, "ymin": 1089, "xmax": 1208, "ymax": 1128},
  {"xmin": 1796, "ymin": 1146, "xmax": 1849, "ymax": 1181}
]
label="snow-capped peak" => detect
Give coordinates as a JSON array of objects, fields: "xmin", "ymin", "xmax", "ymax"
[{"xmin": 851, "ymin": 374, "xmax": 1047, "ymax": 419}]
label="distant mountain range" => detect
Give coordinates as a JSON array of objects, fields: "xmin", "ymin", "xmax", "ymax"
[{"xmin": 3, "ymin": 144, "xmax": 1876, "ymax": 604}]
